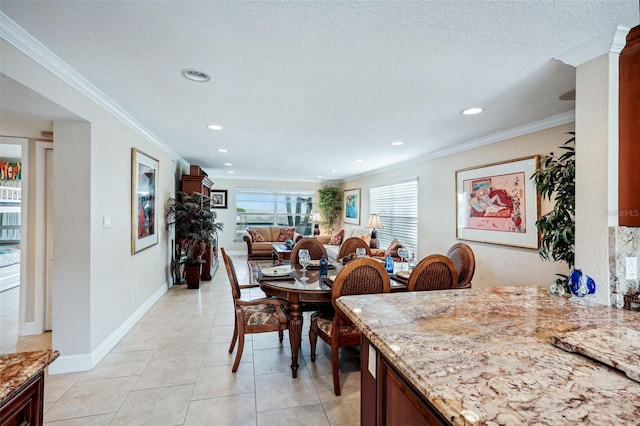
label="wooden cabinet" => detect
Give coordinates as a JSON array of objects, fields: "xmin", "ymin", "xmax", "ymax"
[
  {"xmin": 619, "ymin": 25, "xmax": 640, "ymax": 226},
  {"xmin": 361, "ymin": 336, "xmax": 451, "ymax": 426},
  {"xmin": 0, "ymin": 372, "xmax": 44, "ymax": 426},
  {"xmin": 181, "ymin": 165, "xmax": 216, "ymax": 280}
]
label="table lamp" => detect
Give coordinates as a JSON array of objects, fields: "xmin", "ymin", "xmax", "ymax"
[
  {"xmin": 311, "ymin": 212, "xmax": 322, "ymax": 236},
  {"xmin": 365, "ymin": 213, "xmax": 383, "ymax": 249}
]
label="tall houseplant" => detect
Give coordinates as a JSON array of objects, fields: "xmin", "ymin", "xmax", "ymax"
[
  {"xmin": 530, "ymin": 132, "xmax": 575, "ymax": 292},
  {"xmin": 167, "ymin": 191, "xmax": 223, "ymax": 287},
  {"xmin": 318, "ymin": 186, "xmax": 342, "ymax": 234}
]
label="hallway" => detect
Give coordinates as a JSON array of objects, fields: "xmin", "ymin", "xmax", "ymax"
[{"xmin": 2, "ymin": 255, "xmax": 361, "ymax": 425}]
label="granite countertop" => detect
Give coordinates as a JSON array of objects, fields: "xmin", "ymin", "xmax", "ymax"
[
  {"xmin": 336, "ymin": 286, "xmax": 640, "ymax": 425},
  {"xmin": 0, "ymin": 349, "xmax": 59, "ymax": 405}
]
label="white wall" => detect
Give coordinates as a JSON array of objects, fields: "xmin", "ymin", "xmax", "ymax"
[
  {"xmin": 1, "ymin": 40, "xmax": 179, "ymax": 372},
  {"xmin": 343, "ymin": 123, "xmax": 575, "ymax": 289},
  {"xmin": 575, "ymin": 53, "xmax": 617, "ymax": 306}
]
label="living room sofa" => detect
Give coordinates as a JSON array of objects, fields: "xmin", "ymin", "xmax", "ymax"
[
  {"xmin": 317, "ymin": 228, "xmax": 406, "ymax": 263},
  {"xmin": 242, "ymin": 226, "xmax": 303, "ymax": 260}
]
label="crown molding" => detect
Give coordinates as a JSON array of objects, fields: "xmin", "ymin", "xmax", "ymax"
[
  {"xmin": 348, "ymin": 110, "xmax": 575, "ymax": 182},
  {"xmin": 0, "ymin": 12, "xmax": 188, "ymax": 167},
  {"xmin": 555, "ymin": 25, "xmax": 631, "ymax": 67}
]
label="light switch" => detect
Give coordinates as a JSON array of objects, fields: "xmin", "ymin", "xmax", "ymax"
[
  {"xmin": 626, "ymin": 257, "xmax": 638, "ymax": 280},
  {"xmin": 103, "ymin": 215, "xmax": 111, "ymax": 229}
]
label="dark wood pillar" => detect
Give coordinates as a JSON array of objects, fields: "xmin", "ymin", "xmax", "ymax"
[{"xmin": 619, "ymin": 25, "xmax": 640, "ymax": 226}]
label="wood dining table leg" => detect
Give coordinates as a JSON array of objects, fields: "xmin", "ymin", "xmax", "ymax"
[{"xmin": 287, "ymin": 300, "xmax": 303, "ymax": 378}]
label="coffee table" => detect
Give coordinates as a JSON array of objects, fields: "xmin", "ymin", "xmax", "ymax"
[{"xmin": 272, "ymin": 243, "xmax": 292, "ymax": 265}]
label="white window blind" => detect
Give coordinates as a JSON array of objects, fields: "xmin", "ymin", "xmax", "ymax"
[{"xmin": 369, "ymin": 179, "xmax": 418, "ymax": 255}]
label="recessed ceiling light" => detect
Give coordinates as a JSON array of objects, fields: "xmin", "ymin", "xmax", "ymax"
[
  {"xmin": 224, "ymin": 162, "xmax": 232, "ymax": 166},
  {"xmin": 207, "ymin": 124, "xmax": 223, "ymax": 130},
  {"xmin": 390, "ymin": 141, "xmax": 404, "ymax": 146},
  {"xmin": 227, "ymin": 170, "xmax": 235, "ymax": 174},
  {"xmin": 218, "ymin": 148, "xmax": 229, "ymax": 153},
  {"xmin": 317, "ymin": 175, "xmax": 323, "ymax": 179},
  {"xmin": 182, "ymin": 68, "xmax": 211, "ymax": 82},
  {"xmin": 355, "ymin": 159, "xmax": 364, "ymax": 163},
  {"xmin": 329, "ymin": 169, "xmax": 338, "ymax": 173},
  {"xmin": 462, "ymin": 107, "xmax": 483, "ymax": 115}
]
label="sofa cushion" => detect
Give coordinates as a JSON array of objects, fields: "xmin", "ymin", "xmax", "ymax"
[
  {"xmin": 247, "ymin": 228, "xmax": 266, "ymax": 242},
  {"xmin": 328, "ymin": 229, "xmax": 344, "ymax": 245},
  {"xmin": 277, "ymin": 228, "xmax": 295, "ymax": 242},
  {"xmin": 386, "ymin": 239, "xmax": 403, "ymax": 257}
]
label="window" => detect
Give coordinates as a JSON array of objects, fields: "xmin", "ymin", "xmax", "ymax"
[
  {"xmin": 235, "ymin": 189, "xmax": 315, "ymax": 239},
  {"xmin": 369, "ymin": 179, "xmax": 418, "ymax": 255}
]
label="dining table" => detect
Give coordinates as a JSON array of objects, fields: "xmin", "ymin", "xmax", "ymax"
[{"xmin": 257, "ymin": 261, "xmax": 407, "ymax": 378}]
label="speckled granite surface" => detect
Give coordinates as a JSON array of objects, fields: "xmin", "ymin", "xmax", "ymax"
[
  {"xmin": 336, "ymin": 286, "xmax": 640, "ymax": 425},
  {"xmin": 0, "ymin": 349, "xmax": 59, "ymax": 404}
]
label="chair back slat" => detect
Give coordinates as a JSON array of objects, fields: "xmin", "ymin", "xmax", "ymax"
[
  {"xmin": 446, "ymin": 243, "xmax": 476, "ymax": 287},
  {"xmin": 407, "ymin": 254, "xmax": 457, "ymax": 292},
  {"xmin": 331, "ymin": 257, "xmax": 390, "ymax": 320},
  {"xmin": 290, "ymin": 238, "xmax": 328, "ymax": 265},
  {"xmin": 338, "ymin": 237, "xmax": 372, "ymax": 259},
  {"xmin": 221, "ymin": 247, "xmax": 241, "ymax": 300}
]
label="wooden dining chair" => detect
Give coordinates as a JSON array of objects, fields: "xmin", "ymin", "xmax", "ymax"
[
  {"xmin": 309, "ymin": 257, "xmax": 390, "ymax": 395},
  {"xmin": 221, "ymin": 248, "xmax": 289, "ymax": 372},
  {"xmin": 446, "ymin": 243, "xmax": 476, "ymax": 288},
  {"xmin": 337, "ymin": 237, "xmax": 372, "ymax": 259},
  {"xmin": 290, "ymin": 237, "xmax": 328, "ymax": 265},
  {"xmin": 406, "ymin": 254, "xmax": 458, "ymax": 292}
]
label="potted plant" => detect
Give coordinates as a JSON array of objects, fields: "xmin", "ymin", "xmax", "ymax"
[
  {"xmin": 318, "ymin": 186, "xmax": 342, "ymax": 234},
  {"xmin": 530, "ymin": 132, "xmax": 575, "ymax": 293},
  {"xmin": 167, "ymin": 191, "xmax": 223, "ymax": 288}
]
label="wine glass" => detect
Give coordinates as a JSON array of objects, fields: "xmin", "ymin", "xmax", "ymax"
[
  {"xmin": 356, "ymin": 248, "xmax": 366, "ymax": 258},
  {"xmin": 397, "ymin": 247, "xmax": 409, "ymax": 271},
  {"xmin": 407, "ymin": 252, "xmax": 416, "ymax": 270},
  {"xmin": 299, "ymin": 249, "xmax": 311, "ymax": 272}
]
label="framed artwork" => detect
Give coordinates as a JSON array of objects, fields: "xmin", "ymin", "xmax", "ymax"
[
  {"xmin": 455, "ymin": 156, "xmax": 540, "ymax": 249},
  {"xmin": 343, "ymin": 188, "xmax": 361, "ymax": 225},
  {"xmin": 211, "ymin": 189, "xmax": 228, "ymax": 209},
  {"xmin": 131, "ymin": 148, "xmax": 159, "ymax": 254}
]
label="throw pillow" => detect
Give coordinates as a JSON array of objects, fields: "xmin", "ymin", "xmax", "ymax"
[
  {"xmin": 247, "ymin": 228, "xmax": 265, "ymax": 242},
  {"xmin": 385, "ymin": 239, "xmax": 403, "ymax": 257},
  {"xmin": 277, "ymin": 228, "xmax": 295, "ymax": 242},
  {"xmin": 328, "ymin": 229, "xmax": 345, "ymax": 245}
]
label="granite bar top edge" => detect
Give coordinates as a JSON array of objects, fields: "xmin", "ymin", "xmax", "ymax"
[
  {"xmin": 0, "ymin": 349, "xmax": 59, "ymax": 405},
  {"xmin": 336, "ymin": 285, "xmax": 640, "ymax": 425}
]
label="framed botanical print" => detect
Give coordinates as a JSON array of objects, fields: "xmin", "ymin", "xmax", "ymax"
[
  {"xmin": 455, "ymin": 156, "xmax": 540, "ymax": 249},
  {"xmin": 131, "ymin": 148, "xmax": 159, "ymax": 254}
]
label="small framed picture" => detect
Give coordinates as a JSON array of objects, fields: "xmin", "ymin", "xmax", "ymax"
[{"xmin": 211, "ymin": 189, "xmax": 228, "ymax": 209}]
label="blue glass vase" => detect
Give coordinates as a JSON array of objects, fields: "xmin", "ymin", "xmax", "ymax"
[{"xmin": 568, "ymin": 269, "xmax": 596, "ymax": 297}]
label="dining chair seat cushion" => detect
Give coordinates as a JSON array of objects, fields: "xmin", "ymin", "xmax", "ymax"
[
  {"xmin": 311, "ymin": 312, "xmax": 357, "ymax": 336},
  {"xmin": 243, "ymin": 303, "xmax": 285, "ymax": 326}
]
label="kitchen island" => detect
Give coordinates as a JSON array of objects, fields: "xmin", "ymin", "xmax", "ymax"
[
  {"xmin": 336, "ymin": 286, "xmax": 640, "ymax": 425},
  {"xmin": 1, "ymin": 349, "xmax": 59, "ymax": 426}
]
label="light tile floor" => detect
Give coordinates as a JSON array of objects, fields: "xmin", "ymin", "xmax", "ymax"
[{"xmin": 1, "ymin": 255, "xmax": 361, "ymax": 425}]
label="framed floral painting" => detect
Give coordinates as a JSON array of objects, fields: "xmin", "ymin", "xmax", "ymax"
[
  {"xmin": 131, "ymin": 148, "xmax": 159, "ymax": 254},
  {"xmin": 455, "ymin": 156, "xmax": 540, "ymax": 249}
]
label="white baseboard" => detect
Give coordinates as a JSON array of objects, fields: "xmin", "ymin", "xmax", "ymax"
[{"xmin": 49, "ymin": 281, "xmax": 169, "ymax": 375}]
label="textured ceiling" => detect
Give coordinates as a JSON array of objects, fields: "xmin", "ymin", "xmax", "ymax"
[{"xmin": 0, "ymin": 1, "xmax": 638, "ymax": 182}]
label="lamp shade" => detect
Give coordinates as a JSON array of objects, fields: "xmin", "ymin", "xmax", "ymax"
[
  {"xmin": 365, "ymin": 213, "xmax": 383, "ymax": 229},
  {"xmin": 311, "ymin": 212, "xmax": 322, "ymax": 222}
]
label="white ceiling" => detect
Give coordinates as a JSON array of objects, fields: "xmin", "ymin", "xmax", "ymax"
[{"xmin": 0, "ymin": 1, "xmax": 638, "ymax": 182}]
